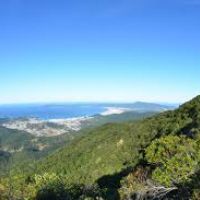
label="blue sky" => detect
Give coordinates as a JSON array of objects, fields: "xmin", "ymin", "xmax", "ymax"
[{"xmin": 0, "ymin": 0, "xmax": 200, "ymax": 104}]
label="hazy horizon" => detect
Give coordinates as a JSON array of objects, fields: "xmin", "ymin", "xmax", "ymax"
[{"xmin": 0, "ymin": 100, "xmax": 180, "ymax": 106}]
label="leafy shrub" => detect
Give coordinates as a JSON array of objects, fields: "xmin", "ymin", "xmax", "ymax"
[
  {"xmin": 35, "ymin": 173, "xmax": 69, "ymax": 200},
  {"xmin": 145, "ymin": 135, "xmax": 200, "ymax": 186},
  {"xmin": 34, "ymin": 173, "xmax": 105, "ymax": 200}
]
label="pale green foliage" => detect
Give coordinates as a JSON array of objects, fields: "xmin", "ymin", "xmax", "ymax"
[
  {"xmin": 145, "ymin": 135, "xmax": 200, "ymax": 186},
  {"xmin": 34, "ymin": 173, "xmax": 61, "ymax": 188}
]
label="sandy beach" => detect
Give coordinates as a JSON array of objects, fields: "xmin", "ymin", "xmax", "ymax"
[{"xmin": 101, "ymin": 107, "xmax": 131, "ymax": 116}]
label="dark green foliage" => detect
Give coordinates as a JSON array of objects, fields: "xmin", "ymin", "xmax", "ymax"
[
  {"xmin": 34, "ymin": 96, "xmax": 200, "ymax": 186},
  {"xmin": 0, "ymin": 127, "xmax": 34, "ymax": 150},
  {"xmin": 36, "ymin": 184, "xmax": 106, "ymax": 200},
  {"xmin": 36, "ymin": 122, "xmax": 144, "ymax": 184},
  {"xmin": 88, "ymin": 111, "xmax": 156, "ymax": 128},
  {"xmin": 0, "ymin": 111, "xmax": 155, "ymax": 177},
  {"xmin": 34, "ymin": 173, "xmax": 106, "ymax": 200},
  {"xmin": 1, "ymin": 95, "xmax": 200, "ymax": 199}
]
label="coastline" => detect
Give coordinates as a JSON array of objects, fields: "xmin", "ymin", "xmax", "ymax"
[{"xmin": 1, "ymin": 106, "xmax": 131, "ymax": 137}]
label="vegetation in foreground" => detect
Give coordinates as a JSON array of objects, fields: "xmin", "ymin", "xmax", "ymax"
[{"xmin": 1, "ymin": 96, "xmax": 200, "ymax": 199}]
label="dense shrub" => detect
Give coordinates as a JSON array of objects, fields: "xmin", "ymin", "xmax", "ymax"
[
  {"xmin": 34, "ymin": 173, "xmax": 105, "ymax": 200},
  {"xmin": 145, "ymin": 135, "xmax": 200, "ymax": 186}
]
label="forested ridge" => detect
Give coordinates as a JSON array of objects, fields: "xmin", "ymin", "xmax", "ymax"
[{"xmin": 1, "ymin": 96, "xmax": 200, "ymax": 199}]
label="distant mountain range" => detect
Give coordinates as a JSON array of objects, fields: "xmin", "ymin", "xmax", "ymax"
[
  {"xmin": 0, "ymin": 101, "xmax": 176, "ymax": 120},
  {"xmin": 108, "ymin": 101, "xmax": 176, "ymax": 112}
]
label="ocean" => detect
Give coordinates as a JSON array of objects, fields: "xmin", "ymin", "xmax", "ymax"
[
  {"xmin": 0, "ymin": 103, "xmax": 107, "ymax": 120},
  {"xmin": 0, "ymin": 102, "xmax": 174, "ymax": 120}
]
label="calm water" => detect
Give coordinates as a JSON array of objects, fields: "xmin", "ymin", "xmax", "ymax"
[
  {"xmin": 0, "ymin": 104, "xmax": 107, "ymax": 120},
  {"xmin": 0, "ymin": 102, "xmax": 175, "ymax": 120}
]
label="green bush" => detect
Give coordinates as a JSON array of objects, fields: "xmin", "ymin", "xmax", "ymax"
[
  {"xmin": 35, "ymin": 173, "xmax": 70, "ymax": 200},
  {"xmin": 34, "ymin": 173, "xmax": 105, "ymax": 200},
  {"xmin": 145, "ymin": 135, "xmax": 200, "ymax": 186}
]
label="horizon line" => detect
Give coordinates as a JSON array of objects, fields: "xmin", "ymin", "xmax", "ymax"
[{"xmin": 0, "ymin": 100, "xmax": 180, "ymax": 106}]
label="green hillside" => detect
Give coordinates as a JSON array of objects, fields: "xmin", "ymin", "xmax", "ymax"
[
  {"xmin": 1, "ymin": 96, "xmax": 200, "ymax": 199},
  {"xmin": 0, "ymin": 126, "xmax": 80, "ymax": 178},
  {"xmin": 36, "ymin": 96, "xmax": 200, "ymax": 183},
  {"xmin": 87, "ymin": 111, "xmax": 155, "ymax": 127},
  {"xmin": 0, "ymin": 111, "xmax": 155, "ymax": 174}
]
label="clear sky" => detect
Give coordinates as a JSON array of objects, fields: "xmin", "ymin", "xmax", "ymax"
[{"xmin": 0, "ymin": 0, "xmax": 200, "ymax": 104}]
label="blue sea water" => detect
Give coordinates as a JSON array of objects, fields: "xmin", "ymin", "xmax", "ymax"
[
  {"xmin": 0, "ymin": 103, "xmax": 107, "ymax": 120},
  {"xmin": 0, "ymin": 102, "xmax": 175, "ymax": 120}
]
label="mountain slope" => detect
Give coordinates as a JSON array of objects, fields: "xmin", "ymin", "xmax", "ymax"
[
  {"xmin": 0, "ymin": 111, "xmax": 156, "ymax": 177},
  {"xmin": 1, "ymin": 96, "xmax": 200, "ymax": 199},
  {"xmin": 36, "ymin": 96, "xmax": 200, "ymax": 184}
]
